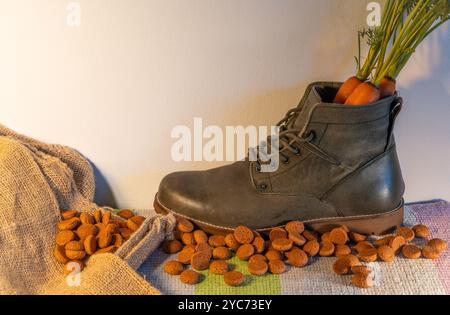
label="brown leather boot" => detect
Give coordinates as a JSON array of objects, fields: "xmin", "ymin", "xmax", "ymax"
[{"xmin": 155, "ymin": 82, "xmax": 405, "ymax": 235}]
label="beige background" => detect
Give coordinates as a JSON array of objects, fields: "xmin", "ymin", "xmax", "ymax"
[{"xmin": 0, "ymin": 0, "xmax": 449, "ymax": 209}]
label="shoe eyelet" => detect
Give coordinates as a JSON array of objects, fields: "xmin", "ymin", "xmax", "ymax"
[
  {"xmin": 308, "ymin": 130, "xmax": 316, "ymax": 140},
  {"xmin": 258, "ymin": 183, "xmax": 267, "ymax": 191},
  {"xmin": 292, "ymin": 146, "xmax": 301, "ymax": 156},
  {"xmin": 283, "ymin": 157, "xmax": 290, "ymax": 164}
]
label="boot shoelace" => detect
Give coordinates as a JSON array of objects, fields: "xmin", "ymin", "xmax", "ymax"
[
  {"xmin": 255, "ymin": 129, "xmax": 315, "ymax": 172},
  {"xmin": 254, "ymin": 106, "xmax": 338, "ymax": 172}
]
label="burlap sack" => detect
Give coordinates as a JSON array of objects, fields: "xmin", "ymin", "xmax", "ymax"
[{"xmin": 0, "ymin": 124, "xmax": 176, "ymax": 295}]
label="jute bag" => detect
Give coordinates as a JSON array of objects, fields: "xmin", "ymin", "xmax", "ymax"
[{"xmin": 0, "ymin": 124, "xmax": 176, "ymax": 295}]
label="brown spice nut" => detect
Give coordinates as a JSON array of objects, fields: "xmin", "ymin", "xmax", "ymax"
[
  {"xmin": 182, "ymin": 232, "xmax": 196, "ymax": 246},
  {"xmin": 354, "ymin": 241, "xmax": 375, "ymax": 253},
  {"xmin": 208, "ymin": 235, "xmax": 226, "ymax": 247},
  {"xmin": 193, "ymin": 230, "xmax": 208, "ymax": 244},
  {"xmin": 115, "ymin": 220, "xmax": 129, "ymax": 229},
  {"xmin": 402, "ymin": 244, "xmax": 422, "ymax": 259},
  {"xmin": 95, "ymin": 245, "xmax": 115, "ymax": 254},
  {"xmin": 80, "ymin": 213, "xmax": 95, "ymax": 225},
  {"xmin": 265, "ymin": 249, "xmax": 283, "ymax": 261},
  {"xmin": 303, "ymin": 240, "xmax": 320, "ymax": 257},
  {"xmin": 54, "ymin": 245, "xmax": 69, "ymax": 264},
  {"xmin": 351, "ymin": 265, "xmax": 372, "ymax": 277},
  {"xmin": 180, "ymin": 270, "xmax": 201, "ymax": 285},
  {"xmin": 55, "ymin": 230, "xmax": 76, "ymax": 247},
  {"xmin": 319, "ymin": 241, "xmax": 335, "ymax": 257},
  {"xmin": 344, "ymin": 254, "xmax": 361, "ymax": 267},
  {"xmin": 352, "ymin": 274, "xmax": 374, "ymax": 289},
  {"xmin": 65, "ymin": 241, "xmax": 86, "ymax": 260},
  {"xmin": 95, "ymin": 223, "xmax": 105, "ymax": 233},
  {"xmin": 302, "ymin": 230, "xmax": 319, "ymax": 241},
  {"xmin": 358, "ymin": 248, "xmax": 378, "ymax": 263},
  {"xmin": 335, "ymin": 245, "xmax": 352, "ymax": 257},
  {"xmin": 350, "ymin": 232, "xmax": 366, "ymax": 243},
  {"xmin": 224, "ymin": 234, "xmax": 240, "ymax": 250},
  {"xmin": 105, "ymin": 223, "xmax": 119, "ymax": 234},
  {"xmin": 178, "ymin": 246, "xmax": 196, "ymax": 264},
  {"xmin": 61, "ymin": 210, "xmax": 79, "ymax": 220},
  {"xmin": 164, "ymin": 260, "xmax": 184, "ymax": 275},
  {"xmin": 268, "ymin": 259, "xmax": 286, "ymax": 275},
  {"xmin": 248, "ymin": 254, "xmax": 267, "ymax": 264},
  {"xmin": 76, "ymin": 224, "xmax": 99, "ymax": 240},
  {"xmin": 127, "ymin": 216, "xmax": 146, "ymax": 232},
  {"xmin": 234, "ymin": 226, "xmax": 255, "ymax": 244},
  {"xmin": 412, "ymin": 224, "xmax": 430, "ymax": 239},
  {"xmin": 93, "ymin": 209, "xmax": 102, "ymax": 224},
  {"xmin": 248, "ymin": 260, "xmax": 269, "ymax": 276},
  {"xmin": 289, "ymin": 232, "xmax": 307, "ymax": 247},
  {"xmin": 332, "ymin": 257, "xmax": 349, "ymax": 276},
  {"xmin": 195, "ymin": 243, "xmax": 212, "ymax": 259},
  {"xmin": 102, "ymin": 211, "xmax": 111, "ymax": 225},
  {"xmin": 321, "ymin": 232, "xmax": 331, "ymax": 243},
  {"xmin": 57, "ymin": 217, "xmax": 81, "ymax": 231},
  {"xmin": 236, "ymin": 244, "xmax": 255, "ymax": 261},
  {"xmin": 98, "ymin": 230, "xmax": 113, "ymax": 248},
  {"xmin": 84, "ymin": 235, "xmax": 97, "ymax": 255},
  {"xmin": 113, "ymin": 233, "xmax": 123, "ymax": 248},
  {"xmin": 396, "ymin": 227, "xmax": 415, "ymax": 242},
  {"xmin": 422, "ymin": 245, "xmax": 441, "ymax": 260},
  {"xmin": 252, "ymin": 236, "xmax": 265, "ymax": 254},
  {"xmin": 163, "ymin": 239, "xmax": 184, "ymax": 254},
  {"xmin": 389, "ymin": 235, "xmax": 406, "ymax": 253},
  {"xmin": 176, "ymin": 217, "xmax": 194, "ymax": 233},
  {"xmin": 271, "ymin": 238, "xmax": 293, "ymax": 252},
  {"xmin": 210, "ymin": 260, "xmax": 229, "ymax": 275},
  {"xmin": 117, "ymin": 209, "xmax": 135, "ymax": 220},
  {"xmin": 285, "ymin": 221, "xmax": 305, "ymax": 235},
  {"xmin": 213, "ymin": 247, "xmax": 231, "ymax": 260},
  {"xmin": 378, "ymin": 245, "xmax": 395, "ymax": 262},
  {"xmin": 224, "ymin": 271, "xmax": 245, "ymax": 287},
  {"xmin": 374, "ymin": 236, "xmax": 394, "ymax": 247},
  {"xmin": 427, "ymin": 239, "xmax": 448, "ymax": 253},
  {"xmin": 269, "ymin": 228, "xmax": 288, "ymax": 241},
  {"xmin": 119, "ymin": 228, "xmax": 134, "ymax": 239},
  {"xmin": 329, "ymin": 228, "xmax": 349, "ymax": 245},
  {"xmin": 286, "ymin": 247, "xmax": 308, "ymax": 267},
  {"xmin": 63, "ymin": 261, "xmax": 85, "ymax": 275},
  {"xmin": 332, "ymin": 255, "xmax": 360, "ymax": 276}
]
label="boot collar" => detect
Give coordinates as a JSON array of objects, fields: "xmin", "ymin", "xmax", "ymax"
[{"xmin": 291, "ymin": 82, "xmax": 397, "ymax": 136}]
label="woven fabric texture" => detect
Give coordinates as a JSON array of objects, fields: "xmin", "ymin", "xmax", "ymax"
[
  {"xmin": 0, "ymin": 124, "xmax": 175, "ymax": 295},
  {"xmin": 139, "ymin": 201, "xmax": 450, "ymax": 295}
]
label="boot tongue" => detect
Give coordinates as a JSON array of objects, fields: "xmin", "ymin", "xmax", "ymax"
[{"xmin": 291, "ymin": 86, "xmax": 323, "ymax": 133}]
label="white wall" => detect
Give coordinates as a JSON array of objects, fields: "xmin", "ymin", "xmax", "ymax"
[{"xmin": 0, "ymin": 0, "xmax": 449, "ymax": 209}]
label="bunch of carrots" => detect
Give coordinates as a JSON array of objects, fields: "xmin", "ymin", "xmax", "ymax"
[{"xmin": 335, "ymin": 0, "xmax": 450, "ymax": 106}]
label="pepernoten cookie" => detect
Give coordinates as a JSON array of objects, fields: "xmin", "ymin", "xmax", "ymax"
[
  {"xmin": 224, "ymin": 271, "xmax": 245, "ymax": 286},
  {"xmin": 160, "ymin": 217, "xmax": 448, "ymax": 289},
  {"xmin": 234, "ymin": 226, "xmax": 254, "ymax": 244}
]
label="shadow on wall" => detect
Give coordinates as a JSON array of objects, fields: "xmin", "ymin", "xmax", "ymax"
[{"xmin": 90, "ymin": 161, "xmax": 117, "ymax": 208}]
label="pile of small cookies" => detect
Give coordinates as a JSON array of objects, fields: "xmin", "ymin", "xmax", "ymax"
[
  {"xmin": 54, "ymin": 209, "xmax": 145, "ymax": 274},
  {"xmin": 162, "ymin": 217, "xmax": 448, "ymax": 289}
]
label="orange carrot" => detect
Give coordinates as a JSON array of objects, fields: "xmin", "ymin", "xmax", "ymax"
[
  {"xmin": 344, "ymin": 82, "xmax": 380, "ymax": 106},
  {"xmin": 333, "ymin": 76, "xmax": 363, "ymax": 104},
  {"xmin": 379, "ymin": 76, "xmax": 396, "ymax": 99}
]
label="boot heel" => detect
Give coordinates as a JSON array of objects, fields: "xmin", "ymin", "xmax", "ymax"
[{"xmin": 307, "ymin": 200, "xmax": 404, "ymax": 236}]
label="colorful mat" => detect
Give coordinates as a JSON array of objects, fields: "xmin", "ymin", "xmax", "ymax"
[{"xmin": 138, "ymin": 200, "xmax": 450, "ymax": 295}]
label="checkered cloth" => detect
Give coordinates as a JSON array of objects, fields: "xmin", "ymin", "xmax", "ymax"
[{"xmin": 138, "ymin": 200, "xmax": 450, "ymax": 295}]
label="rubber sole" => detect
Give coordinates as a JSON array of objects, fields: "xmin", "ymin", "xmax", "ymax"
[{"xmin": 154, "ymin": 194, "xmax": 404, "ymax": 236}]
